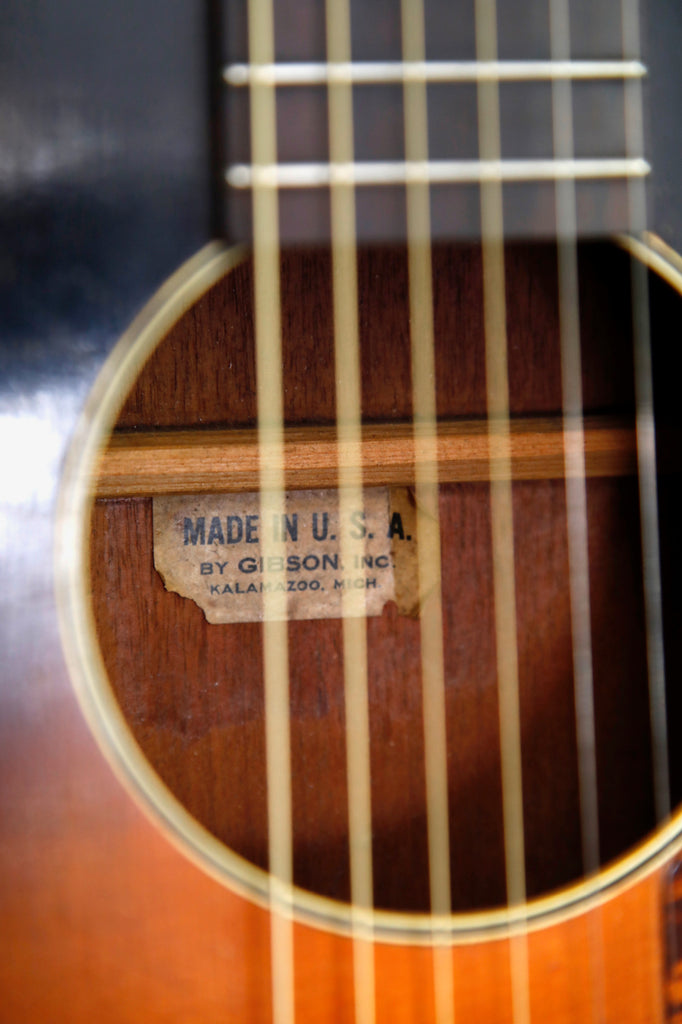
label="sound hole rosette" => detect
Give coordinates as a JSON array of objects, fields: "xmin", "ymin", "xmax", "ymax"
[{"xmin": 55, "ymin": 233, "xmax": 682, "ymax": 943}]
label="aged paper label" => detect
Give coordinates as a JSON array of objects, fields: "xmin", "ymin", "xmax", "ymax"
[{"xmin": 153, "ymin": 488, "xmax": 419, "ymax": 624}]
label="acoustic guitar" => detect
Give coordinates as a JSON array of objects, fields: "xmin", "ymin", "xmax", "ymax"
[{"xmin": 2, "ymin": 0, "xmax": 682, "ymax": 1021}]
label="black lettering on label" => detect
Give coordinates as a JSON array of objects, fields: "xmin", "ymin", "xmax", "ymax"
[
  {"xmin": 312, "ymin": 512, "xmax": 329, "ymax": 541},
  {"xmin": 283, "ymin": 513, "xmax": 298, "ymax": 541},
  {"xmin": 273, "ymin": 513, "xmax": 299, "ymax": 541},
  {"xmin": 350, "ymin": 510, "xmax": 366, "ymax": 538},
  {"xmin": 210, "ymin": 583, "xmax": 234, "ymax": 595},
  {"xmin": 160, "ymin": 488, "xmax": 398, "ymax": 623},
  {"xmin": 387, "ymin": 512, "xmax": 405, "ymax": 540},
  {"xmin": 227, "ymin": 515, "xmax": 243, "ymax": 544},
  {"xmin": 184, "ymin": 517, "xmax": 205, "ymax": 545},
  {"xmin": 207, "ymin": 516, "xmax": 225, "ymax": 545},
  {"xmin": 333, "ymin": 577, "xmax": 377, "ymax": 590},
  {"xmin": 354, "ymin": 554, "xmax": 375, "ymax": 569}
]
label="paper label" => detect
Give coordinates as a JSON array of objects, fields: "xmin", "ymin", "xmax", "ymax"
[{"xmin": 153, "ymin": 487, "xmax": 419, "ymax": 624}]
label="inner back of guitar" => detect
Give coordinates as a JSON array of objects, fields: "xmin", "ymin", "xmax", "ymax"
[{"xmin": 89, "ymin": 241, "xmax": 682, "ymax": 915}]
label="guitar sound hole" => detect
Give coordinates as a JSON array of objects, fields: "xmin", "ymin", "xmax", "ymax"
[{"xmin": 90, "ymin": 242, "xmax": 682, "ymax": 915}]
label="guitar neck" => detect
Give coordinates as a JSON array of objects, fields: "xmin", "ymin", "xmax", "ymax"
[{"xmin": 218, "ymin": 0, "xmax": 647, "ymax": 245}]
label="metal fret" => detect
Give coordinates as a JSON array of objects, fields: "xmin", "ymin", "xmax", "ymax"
[
  {"xmin": 224, "ymin": 58, "xmax": 645, "ymax": 87},
  {"xmin": 226, "ymin": 156, "xmax": 649, "ymax": 189}
]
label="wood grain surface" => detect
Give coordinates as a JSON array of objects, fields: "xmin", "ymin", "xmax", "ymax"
[
  {"xmin": 95, "ymin": 416, "xmax": 639, "ymax": 497},
  {"xmin": 0, "ymin": 690, "xmax": 668, "ymax": 1024}
]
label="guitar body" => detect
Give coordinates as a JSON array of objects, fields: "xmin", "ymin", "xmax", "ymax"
[{"xmin": 2, "ymin": 3, "xmax": 682, "ymax": 1022}]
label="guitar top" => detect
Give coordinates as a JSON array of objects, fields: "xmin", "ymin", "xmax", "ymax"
[{"xmin": 2, "ymin": 2, "xmax": 682, "ymax": 1022}]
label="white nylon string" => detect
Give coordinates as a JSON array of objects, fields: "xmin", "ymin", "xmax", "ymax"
[
  {"xmin": 474, "ymin": 1, "xmax": 531, "ymax": 1023},
  {"xmin": 226, "ymin": 156, "xmax": 648, "ymax": 190},
  {"xmin": 549, "ymin": 0, "xmax": 601, "ymax": 886},
  {"xmin": 549, "ymin": 2, "xmax": 606, "ymax": 1021},
  {"xmin": 248, "ymin": 3, "xmax": 295, "ymax": 1024},
  {"xmin": 621, "ymin": 0, "xmax": 671, "ymax": 824},
  {"xmin": 400, "ymin": 4, "xmax": 455, "ymax": 1024},
  {"xmin": 241, "ymin": 6, "xmax": 666, "ymax": 1024},
  {"xmin": 224, "ymin": 58, "xmax": 645, "ymax": 87},
  {"xmin": 325, "ymin": 2, "xmax": 377, "ymax": 1022}
]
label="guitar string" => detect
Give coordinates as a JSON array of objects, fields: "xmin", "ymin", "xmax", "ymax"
[
  {"xmin": 247, "ymin": 2, "xmax": 295, "ymax": 1024},
  {"xmin": 240, "ymin": 7, "xmax": 666, "ymax": 1023},
  {"xmin": 621, "ymin": 0, "xmax": 672, "ymax": 989},
  {"xmin": 549, "ymin": 0, "xmax": 605, "ymax": 1019},
  {"xmin": 550, "ymin": 0, "xmax": 601, "ymax": 882},
  {"xmin": 621, "ymin": 0, "xmax": 671, "ymax": 824},
  {"xmin": 226, "ymin": 155, "xmax": 648, "ymax": 190},
  {"xmin": 224, "ymin": 57, "xmax": 646, "ymax": 87},
  {"xmin": 325, "ymin": 1, "xmax": 377, "ymax": 1021},
  {"xmin": 473, "ymin": 2, "xmax": 531, "ymax": 1024},
  {"xmin": 399, "ymin": 5, "xmax": 455, "ymax": 1024}
]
